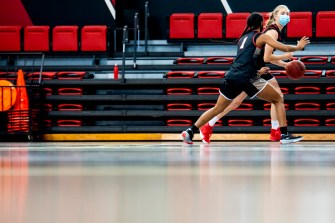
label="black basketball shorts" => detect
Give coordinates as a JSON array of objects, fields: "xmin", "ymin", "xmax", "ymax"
[
  {"xmin": 260, "ymin": 72, "xmax": 274, "ymax": 81},
  {"xmin": 219, "ymin": 76, "xmax": 268, "ymax": 100}
]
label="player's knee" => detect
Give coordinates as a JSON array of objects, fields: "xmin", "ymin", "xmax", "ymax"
[{"xmin": 271, "ymin": 95, "xmax": 283, "ymax": 104}]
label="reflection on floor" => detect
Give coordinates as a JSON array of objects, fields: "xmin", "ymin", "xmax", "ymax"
[{"xmin": 1, "ymin": 142, "xmax": 335, "ymax": 223}]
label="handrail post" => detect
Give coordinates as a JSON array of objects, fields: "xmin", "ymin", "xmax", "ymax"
[
  {"xmin": 122, "ymin": 25, "xmax": 128, "ymax": 83},
  {"xmin": 133, "ymin": 13, "xmax": 139, "ymax": 69},
  {"xmin": 144, "ymin": 1, "xmax": 149, "ymax": 55}
]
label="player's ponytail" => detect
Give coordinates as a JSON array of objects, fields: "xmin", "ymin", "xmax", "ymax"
[{"xmin": 237, "ymin": 12, "xmax": 263, "ymax": 42}]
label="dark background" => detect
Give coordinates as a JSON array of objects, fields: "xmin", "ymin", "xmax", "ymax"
[{"xmin": 1, "ymin": 0, "xmax": 334, "ymax": 39}]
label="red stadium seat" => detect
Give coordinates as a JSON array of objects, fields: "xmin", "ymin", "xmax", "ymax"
[
  {"xmin": 167, "ymin": 103, "xmax": 192, "ymax": 110},
  {"xmin": 52, "ymin": 26, "xmax": 78, "ymax": 51},
  {"xmin": 214, "ymin": 119, "xmax": 223, "ymax": 126},
  {"xmin": 294, "ymin": 119, "xmax": 320, "ymax": 126},
  {"xmin": 166, "ymin": 119, "xmax": 192, "ymax": 126},
  {"xmin": 263, "ymin": 118, "xmax": 271, "ymax": 126},
  {"xmin": 280, "ymin": 87, "xmax": 289, "ymax": 95},
  {"xmin": 24, "ymin": 26, "xmax": 50, "ymax": 52},
  {"xmin": 326, "ymin": 87, "xmax": 335, "ymax": 94},
  {"xmin": 286, "ymin": 12, "xmax": 313, "ymax": 38},
  {"xmin": 58, "ymin": 104, "xmax": 83, "ymax": 111},
  {"xmin": 264, "ymin": 103, "xmax": 289, "ymax": 110},
  {"xmin": 295, "ymin": 86, "xmax": 321, "ymax": 94},
  {"xmin": 304, "ymin": 70, "xmax": 323, "ymax": 78},
  {"xmin": 228, "ymin": 119, "xmax": 253, "ymax": 126},
  {"xmin": 325, "ymin": 119, "xmax": 335, "ymax": 126},
  {"xmin": 43, "ymin": 120, "xmax": 52, "ymax": 127},
  {"xmin": 164, "ymin": 71, "xmax": 195, "ymax": 78},
  {"xmin": 175, "ymin": 57, "xmax": 205, "ymax": 64},
  {"xmin": 326, "ymin": 70, "xmax": 335, "ymax": 78},
  {"xmin": 197, "ymin": 87, "xmax": 220, "ymax": 95},
  {"xmin": 197, "ymin": 103, "xmax": 215, "ymax": 110},
  {"xmin": 58, "ymin": 88, "xmax": 83, "ymax": 95},
  {"xmin": 316, "ymin": 11, "xmax": 335, "ymax": 37},
  {"xmin": 260, "ymin": 12, "xmax": 270, "ymax": 23},
  {"xmin": 269, "ymin": 70, "xmax": 287, "ymax": 78},
  {"xmin": 300, "ymin": 56, "xmax": 328, "ymax": 64},
  {"xmin": 0, "ymin": 72, "xmax": 17, "ymax": 80},
  {"xmin": 27, "ymin": 72, "xmax": 56, "ymax": 80},
  {"xmin": 332, "ymin": 56, "xmax": 335, "ymax": 64},
  {"xmin": 81, "ymin": 25, "xmax": 107, "ymax": 52},
  {"xmin": 294, "ymin": 102, "xmax": 321, "ymax": 110},
  {"xmin": 57, "ymin": 120, "xmax": 82, "ymax": 126},
  {"xmin": 260, "ymin": 12, "xmax": 270, "ymax": 31},
  {"xmin": 57, "ymin": 71, "xmax": 86, "ymax": 80},
  {"xmin": 326, "ymin": 103, "xmax": 335, "ymax": 110},
  {"xmin": 263, "ymin": 119, "xmax": 272, "ymax": 126},
  {"xmin": 169, "ymin": 13, "xmax": 195, "ymax": 39},
  {"xmin": 196, "ymin": 71, "xmax": 225, "ymax": 78},
  {"xmin": 166, "ymin": 88, "xmax": 192, "ymax": 95},
  {"xmin": 43, "ymin": 104, "xmax": 53, "ymax": 111},
  {"xmin": 225, "ymin": 13, "xmax": 249, "ymax": 39},
  {"xmin": 235, "ymin": 103, "xmax": 253, "ymax": 110},
  {"xmin": 205, "ymin": 57, "xmax": 234, "ymax": 64},
  {"xmin": 197, "ymin": 13, "xmax": 223, "ymax": 39},
  {"xmin": 262, "ymin": 119, "xmax": 287, "ymax": 127},
  {"xmin": 0, "ymin": 26, "xmax": 21, "ymax": 51},
  {"xmin": 43, "ymin": 88, "xmax": 53, "ymax": 96}
]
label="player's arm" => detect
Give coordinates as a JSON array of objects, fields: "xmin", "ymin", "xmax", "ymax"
[
  {"xmin": 269, "ymin": 60, "xmax": 289, "ymax": 68},
  {"xmin": 263, "ymin": 30, "xmax": 292, "ymax": 63},
  {"xmin": 257, "ymin": 34, "xmax": 309, "ymax": 52}
]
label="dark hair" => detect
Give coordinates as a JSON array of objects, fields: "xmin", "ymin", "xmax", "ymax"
[{"xmin": 238, "ymin": 12, "xmax": 264, "ymax": 41}]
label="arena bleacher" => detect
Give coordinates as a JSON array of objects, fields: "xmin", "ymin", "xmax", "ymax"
[{"xmin": 1, "ymin": 10, "xmax": 335, "ymax": 141}]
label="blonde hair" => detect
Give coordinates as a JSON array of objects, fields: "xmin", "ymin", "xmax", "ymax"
[{"xmin": 266, "ymin": 5, "xmax": 290, "ymax": 28}]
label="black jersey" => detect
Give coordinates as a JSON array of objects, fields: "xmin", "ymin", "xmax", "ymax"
[
  {"xmin": 226, "ymin": 31, "xmax": 263, "ymax": 81},
  {"xmin": 264, "ymin": 24, "xmax": 282, "ymax": 42},
  {"xmin": 256, "ymin": 24, "xmax": 282, "ymax": 68}
]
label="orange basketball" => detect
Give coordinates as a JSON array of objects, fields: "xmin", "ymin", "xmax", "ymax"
[
  {"xmin": 0, "ymin": 80, "xmax": 17, "ymax": 111},
  {"xmin": 286, "ymin": 60, "xmax": 305, "ymax": 80}
]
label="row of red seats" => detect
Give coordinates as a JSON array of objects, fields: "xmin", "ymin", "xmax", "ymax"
[
  {"xmin": 166, "ymin": 119, "xmax": 335, "ymax": 126},
  {"xmin": 169, "ymin": 11, "xmax": 335, "ymax": 39},
  {"xmin": 46, "ymin": 118, "xmax": 335, "ymax": 127},
  {"xmin": 0, "ymin": 71, "xmax": 87, "ymax": 80},
  {"xmin": 175, "ymin": 56, "xmax": 335, "ymax": 65},
  {"xmin": 43, "ymin": 119, "xmax": 83, "ymax": 127},
  {"xmin": 44, "ymin": 117, "xmax": 335, "ymax": 127},
  {"xmin": 0, "ymin": 25, "xmax": 107, "ymax": 52},
  {"xmin": 164, "ymin": 70, "xmax": 335, "ymax": 78},
  {"xmin": 166, "ymin": 86, "xmax": 335, "ymax": 95},
  {"xmin": 166, "ymin": 102, "xmax": 335, "ymax": 110}
]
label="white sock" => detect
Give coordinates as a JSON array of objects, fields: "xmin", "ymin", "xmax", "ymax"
[
  {"xmin": 271, "ymin": 120, "xmax": 279, "ymax": 129},
  {"xmin": 209, "ymin": 117, "xmax": 219, "ymax": 127}
]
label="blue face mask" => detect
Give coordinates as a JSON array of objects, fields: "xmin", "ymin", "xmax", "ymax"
[{"xmin": 279, "ymin": 14, "xmax": 290, "ymax": 26}]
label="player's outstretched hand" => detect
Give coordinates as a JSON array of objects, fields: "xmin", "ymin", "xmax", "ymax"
[{"xmin": 297, "ymin": 36, "xmax": 310, "ymax": 50}]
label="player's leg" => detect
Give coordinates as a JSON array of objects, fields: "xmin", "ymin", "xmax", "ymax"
[
  {"xmin": 181, "ymin": 94, "xmax": 232, "ymax": 144},
  {"xmin": 268, "ymin": 78, "xmax": 283, "ymax": 141},
  {"xmin": 255, "ymin": 82, "xmax": 303, "ymax": 144},
  {"xmin": 200, "ymin": 92, "xmax": 247, "ymax": 143}
]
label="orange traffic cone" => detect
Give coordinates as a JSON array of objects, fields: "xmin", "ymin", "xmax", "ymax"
[{"xmin": 7, "ymin": 69, "xmax": 29, "ymax": 133}]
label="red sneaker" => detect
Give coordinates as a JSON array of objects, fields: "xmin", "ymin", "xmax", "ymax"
[
  {"xmin": 270, "ymin": 128, "xmax": 281, "ymax": 141},
  {"xmin": 200, "ymin": 123, "xmax": 213, "ymax": 144}
]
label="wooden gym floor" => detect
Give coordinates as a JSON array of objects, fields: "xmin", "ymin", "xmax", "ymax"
[{"xmin": 1, "ymin": 141, "xmax": 335, "ymax": 223}]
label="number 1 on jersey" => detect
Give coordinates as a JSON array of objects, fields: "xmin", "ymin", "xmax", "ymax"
[{"xmin": 240, "ymin": 37, "xmax": 248, "ymax": 49}]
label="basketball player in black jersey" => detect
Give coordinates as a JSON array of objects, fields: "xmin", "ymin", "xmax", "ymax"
[
  {"xmin": 181, "ymin": 12, "xmax": 309, "ymax": 144},
  {"xmin": 199, "ymin": 5, "xmax": 293, "ymax": 144}
]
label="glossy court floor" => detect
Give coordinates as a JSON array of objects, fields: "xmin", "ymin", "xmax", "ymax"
[{"xmin": 1, "ymin": 141, "xmax": 335, "ymax": 223}]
